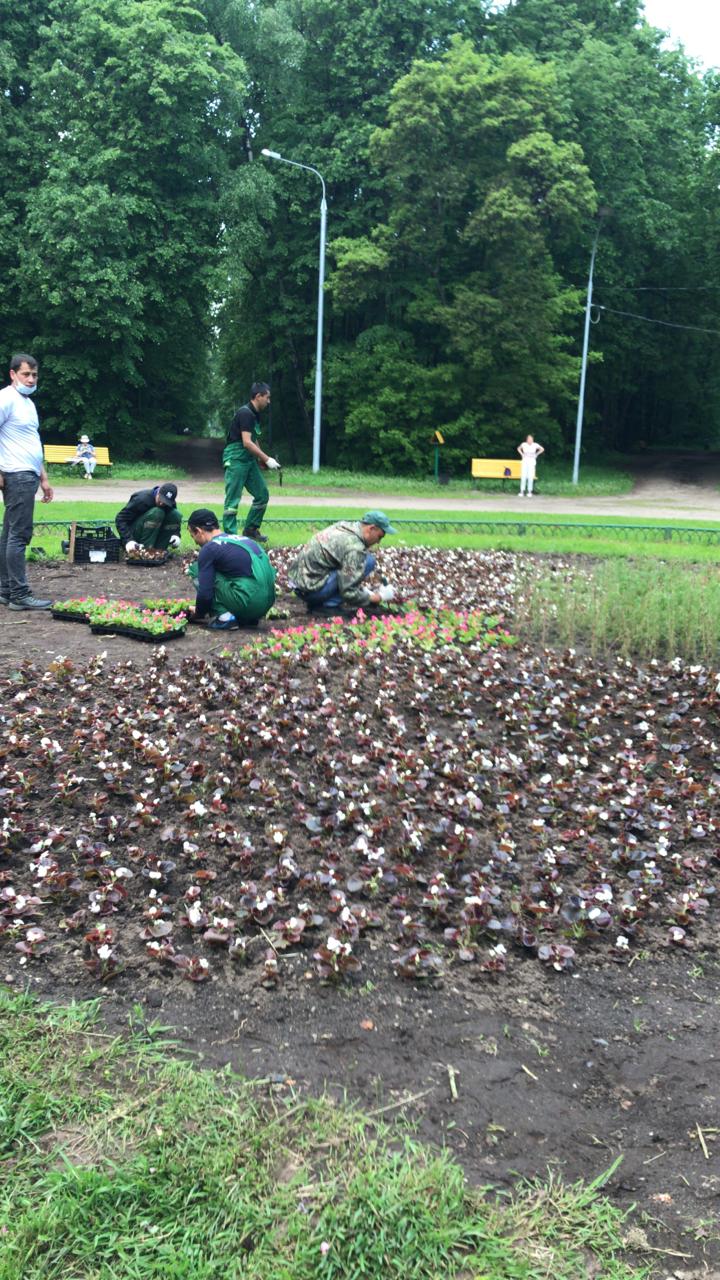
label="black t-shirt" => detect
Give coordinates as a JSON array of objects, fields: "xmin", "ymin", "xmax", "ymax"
[{"xmin": 226, "ymin": 403, "xmax": 260, "ymax": 448}]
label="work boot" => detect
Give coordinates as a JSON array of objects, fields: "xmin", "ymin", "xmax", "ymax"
[
  {"xmin": 9, "ymin": 595, "xmax": 52, "ymax": 611},
  {"xmin": 243, "ymin": 527, "xmax": 268, "ymax": 544}
]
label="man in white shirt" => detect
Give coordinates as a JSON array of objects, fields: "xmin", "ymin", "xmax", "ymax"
[{"xmin": 0, "ymin": 353, "xmax": 54, "ymax": 608}]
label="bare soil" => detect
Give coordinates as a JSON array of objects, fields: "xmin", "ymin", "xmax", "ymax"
[{"xmin": 2, "ymin": 551, "xmax": 719, "ymax": 1277}]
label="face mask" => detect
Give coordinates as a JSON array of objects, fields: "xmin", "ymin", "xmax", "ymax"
[{"xmin": 15, "ymin": 382, "xmax": 37, "ymax": 396}]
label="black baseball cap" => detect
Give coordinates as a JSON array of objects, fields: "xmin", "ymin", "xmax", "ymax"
[
  {"xmin": 188, "ymin": 508, "xmax": 219, "ymax": 531},
  {"xmin": 157, "ymin": 483, "xmax": 178, "ymax": 507}
]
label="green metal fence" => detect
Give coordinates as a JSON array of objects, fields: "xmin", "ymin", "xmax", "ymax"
[{"xmin": 33, "ymin": 517, "xmax": 720, "ymax": 545}]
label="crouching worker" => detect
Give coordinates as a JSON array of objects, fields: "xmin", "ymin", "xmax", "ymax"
[
  {"xmin": 116, "ymin": 482, "xmax": 182, "ymax": 554},
  {"xmin": 289, "ymin": 510, "xmax": 397, "ymax": 616},
  {"xmin": 186, "ymin": 508, "xmax": 276, "ymax": 631}
]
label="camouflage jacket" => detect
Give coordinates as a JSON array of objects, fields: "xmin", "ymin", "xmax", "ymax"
[{"xmin": 289, "ymin": 520, "xmax": 372, "ymax": 607}]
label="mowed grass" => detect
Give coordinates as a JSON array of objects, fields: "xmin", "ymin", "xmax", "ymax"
[
  {"xmin": 47, "ymin": 461, "xmax": 190, "ymax": 485},
  {"xmin": 516, "ymin": 558, "xmax": 720, "ymax": 662},
  {"xmin": 250, "ymin": 461, "xmax": 634, "ymax": 498},
  {"xmin": 0, "ymin": 992, "xmax": 646, "ymax": 1280},
  {"xmin": 29, "ymin": 500, "xmax": 720, "ymax": 562}
]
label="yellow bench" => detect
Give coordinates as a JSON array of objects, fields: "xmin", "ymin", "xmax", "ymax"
[
  {"xmin": 471, "ymin": 458, "xmax": 521, "ymax": 485},
  {"xmin": 44, "ymin": 444, "xmax": 112, "ymax": 473}
]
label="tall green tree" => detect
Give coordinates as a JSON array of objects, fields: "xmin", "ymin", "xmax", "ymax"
[
  {"xmin": 212, "ymin": 0, "xmax": 492, "ymax": 460},
  {"xmin": 326, "ymin": 39, "xmax": 596, "ymax": 472},
  {"xmin": 494, "ymin": 0, "xmax": 718, "ymax": 451},
  {"xmin": 3, "ymin": 0, "xmax": 245, "ymax": 447}
]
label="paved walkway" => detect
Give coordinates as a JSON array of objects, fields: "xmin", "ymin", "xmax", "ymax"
[{"xmin": 46, "ymin": 474, "xmax": 720, "ymax": 523}]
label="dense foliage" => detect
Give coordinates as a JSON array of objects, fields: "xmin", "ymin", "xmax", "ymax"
[{"xmin": 2, "ymin": 0, "xmax": 719, "ymax": 464}]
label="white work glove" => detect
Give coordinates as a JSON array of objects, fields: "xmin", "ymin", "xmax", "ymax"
[
  {"xmin": 378, "ymin": 584, "xmax": 396, "ymax": 603},
  {"xmin": 125, "ymin": 541, "xmax": 142, "ymax": 553},
  {"xmin": 169, "ymin": 535, "xmax": 182, "ymax": 548},
  {"xmin": 265, "ymin": 457, "xmax": 281, "ymax": 470}
]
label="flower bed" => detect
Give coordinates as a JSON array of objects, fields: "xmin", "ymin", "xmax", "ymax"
[{"xmin": 249, "ymin": 607, "xmax": 514, "ymax": 660}]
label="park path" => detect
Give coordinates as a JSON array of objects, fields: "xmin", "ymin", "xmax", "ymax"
[{"xmin": 47, "ymin": 473, "xmax": 720, "ymax": 521}]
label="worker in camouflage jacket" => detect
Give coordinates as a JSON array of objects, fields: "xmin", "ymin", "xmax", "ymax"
[{"xmin": 289, "ymin": 510, "xmax": 397, "ymax": 614}]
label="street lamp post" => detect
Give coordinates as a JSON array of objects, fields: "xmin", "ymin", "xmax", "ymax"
[
  {"xmin": 572, "ymin": 209, "xmax": 610, "ymax": 485},
  {"xmin": 261, "ymin": 148, "xmax": 327, "ymax": 474}
]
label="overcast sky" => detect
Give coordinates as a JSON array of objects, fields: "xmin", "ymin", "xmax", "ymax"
[{"xmin": 642, "ymin": 0, "xmax": 720, "ymax": 69}]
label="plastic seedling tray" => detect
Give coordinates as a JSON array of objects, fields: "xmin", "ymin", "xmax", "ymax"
[
  {"xmin": 51, "ymin": 608, "xmax": 90, "ymax": 623},
  {"xmin": 89, "ymin": 622, "xmax": 186, "ymax": 643},
  {"xmin": 125, "ymin": 552, "xmax": 169, "ymax": 567}
]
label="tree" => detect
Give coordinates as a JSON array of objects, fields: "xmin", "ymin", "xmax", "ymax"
[
  {"xmin": 327, "ymin": 39, "xmax": 596, "ymax": 472},
  {"xmin": 3, "ymin": 0, "xmax": 245, "ymax": 447},
  {"xmin": 212, "ymin": 0, "xmax": 492, "ymax": 458}
]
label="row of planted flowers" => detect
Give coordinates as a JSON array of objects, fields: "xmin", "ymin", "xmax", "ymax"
[
  {"xmin": 247, "ymin": 608, "xmax": 516, "ymax": 658},
  {"xmin": 52, "ymin": 597, "xmax": 516, "ymax": 652}
]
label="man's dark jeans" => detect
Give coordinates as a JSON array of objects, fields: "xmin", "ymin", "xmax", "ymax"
[{"xmin": 0, "ymin": 470, "xmax": 38, "ymax": 602}]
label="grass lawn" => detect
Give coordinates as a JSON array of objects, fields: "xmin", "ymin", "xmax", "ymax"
[
  {"xmin": 230, "ymin": 461, "xmax": 634, "ymax": 499},
  {"xmin": 47, "ymin": 461, "xmax": 190, "ymax": 486},
  {"xmin": 32, "ymin": 501, "xmax": 720, "ymax": 562},
  {"xmin": 0, "ymin": 992, "xmax": 645, "ymax": 1280}
]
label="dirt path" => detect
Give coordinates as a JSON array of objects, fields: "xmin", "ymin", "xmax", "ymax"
[{"xmin": 48, "ymin": 451, "xmax": 720, "ymax": 521}]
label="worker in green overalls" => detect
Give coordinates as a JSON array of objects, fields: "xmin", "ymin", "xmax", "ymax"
[
  {"xmin": 186, "ymin": 508, "xmax": 276, "ymax": 630},
  {"xmin": 222, "ymin": 381, "xmax": 281, "ymax": 541}
]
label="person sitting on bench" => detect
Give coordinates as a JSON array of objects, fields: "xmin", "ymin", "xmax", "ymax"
[{"xmin": 70, "ymin": 435, "xmax": 96, "ymax": 479}]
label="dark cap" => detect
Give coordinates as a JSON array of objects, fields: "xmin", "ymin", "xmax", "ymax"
[
  {"xmin": 188, "ymin": 508, "xmax": 219, "ymax": 531},
  {"xmin": 157, "ymin": 483, "xmax": 178, "ymax": 507},
  {"xmin": 361, "ymin": 509, "xmax": 397, "ymax": 535}
]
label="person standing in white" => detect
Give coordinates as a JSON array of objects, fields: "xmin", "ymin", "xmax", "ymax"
[
  {"xmin": 517, "ymin": 434, "xmax": 544, "ymax": 496},
  {"xmin": 0, "ymin": 353, "xmax": 54, "ymax": 609}
]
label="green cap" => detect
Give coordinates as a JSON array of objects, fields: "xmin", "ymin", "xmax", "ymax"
[{"xmin": 361, "ymin": 510, "xmax": 397, "ymax": 535}]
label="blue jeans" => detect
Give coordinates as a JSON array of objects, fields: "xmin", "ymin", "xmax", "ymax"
[
  {"xmin": 302, "ymin": 553, "xmax": 376, "ymax": 608},
  {"xmin": 0, "ymin": 470, "xmax": 39, "ymax": 602}
]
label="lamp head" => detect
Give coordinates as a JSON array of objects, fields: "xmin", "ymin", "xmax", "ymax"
[{"xmin": 261, "ymin": 148, "xmax": 282, "ymax": 160}]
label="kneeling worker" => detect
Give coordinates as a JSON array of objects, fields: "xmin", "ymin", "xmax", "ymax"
[
  {"xmin": 116, "ymin": 482, "xmax": 182, "ymax": 553},
  {"xmin": 290, "ymin": 510, "xmax": 397, "ymax": 615},
  {"xmin": 186, "ymin": 508, "xmax": 276, "ymax": 630}
]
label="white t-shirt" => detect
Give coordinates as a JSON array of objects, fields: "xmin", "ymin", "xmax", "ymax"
[
  {"xmin": 0, "ymin": 385, "xmax": 43, "ymax": 475},
  {"xmin": 518, "ymin": 441, "xmax": 543, "ymax": 460}
]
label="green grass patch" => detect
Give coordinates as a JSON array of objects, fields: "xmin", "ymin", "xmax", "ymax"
[
  {"xmin": 246, "ymin": 461, "xmax": 634, "ymax": 498},
  {"xmin": 516, "ymin": 558, "xmax": 720, "ymax": 661},
  {"xmin": 47, "ymin": 461, "xmax": 190, "ymax": 485},
  {"xmin": 30, "ymin": 501, "xmax": 720, "ymax": 563},
  {"xmin": 0, "ymin": 991, "xmax": 646, "ymax": 1280}
]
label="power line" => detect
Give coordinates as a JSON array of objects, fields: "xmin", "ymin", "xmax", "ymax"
[{"xmin": 594, "ymin": 303, "xmax": 720, "ymax": 336}]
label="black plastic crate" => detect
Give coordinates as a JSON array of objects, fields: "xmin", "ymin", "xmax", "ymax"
[{"xmin": 71, "ymin": 525, "xmax": 123, "ymax": 564}]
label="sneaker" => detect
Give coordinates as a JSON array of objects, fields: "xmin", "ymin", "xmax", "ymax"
[
  {"xmin": 0, "ymin": 594, "xmax": 8, "ymax": 606},
  {"xmin": 209, "ymin": 613, "xmax": 238, "ymax": 631},
  {"xmin": 243, "ymin": 528, "xmax": 268, "ymax": 544},
  {"xmin": 8, "ymin": 596, "xmax": 52, "ymax": 611}
]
